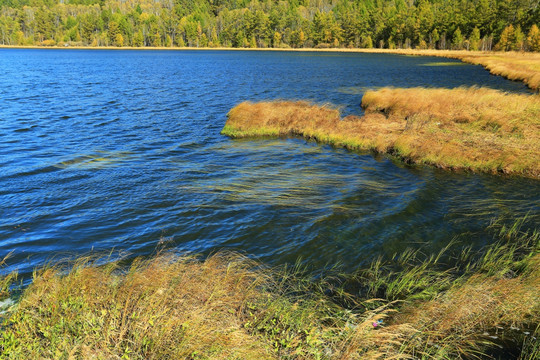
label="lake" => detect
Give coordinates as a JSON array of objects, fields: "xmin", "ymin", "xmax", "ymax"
[{"xmin": 1, "ymin": 49, "xmax": 538, "ymax": 278}]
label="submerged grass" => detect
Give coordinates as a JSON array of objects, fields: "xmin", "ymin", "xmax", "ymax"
[
  {"xmin": 223, "ymin": 88, "xmax": 540, "ymax": 177},
  {"xmin": 0, "ymin": 221, "xmax": 538, "ymax": 359}
]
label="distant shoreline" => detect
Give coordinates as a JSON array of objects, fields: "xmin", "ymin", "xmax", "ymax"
[
  {"xmin": 4, "ymin": 45, "xmax": 538, "ymax": 91},
  {"xmin": 0, "ymin": 44, "xmax": 508, "ymax": 55}
]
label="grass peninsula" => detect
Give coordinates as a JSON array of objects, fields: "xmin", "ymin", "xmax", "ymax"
[{"xmin": 223, "ymin": 87, "xmax": 540, "ymax": 178}]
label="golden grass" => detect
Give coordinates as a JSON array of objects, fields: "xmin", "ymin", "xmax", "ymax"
[
  {"xmin": 1, "ymin": 222, "xmax": 538, "ymax": 359},
  {"xmin": 223, "ymin": 88, "xmax": 540, "ymax": 177},
  {"xmin": 385, "ymin": 267, "xmax": 539, "ymax": 358},
  {"xmin": 0, "ymin": 252, "xmax": 419, "ymax": 359},
  {"xmin": 395, "ymin": 254, "xmax": 540, "ymax": 358},
  {"xmin": 1, "ymin": 253, "xmax": 277, "ymax": 359}
]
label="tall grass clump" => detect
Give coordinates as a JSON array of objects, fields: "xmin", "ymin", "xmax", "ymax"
[
  {"xmin": 0, "ymin": 253, "xmax": 279, "ymax": 359},
  {"xmin": 388, "ymin": 222, "xmax": 539, "ymax": 359},
  {"xmin": 0, "ymin": 220, "xmax": 538, "ymax": 359},
  {"xmin": 0, "ymin": 253, "xmax": 17, "ymax": 302},
  {"xmin": 0, "ymin": 251, "xmax": 413, "ymax": 359},
  {"xmin": 223, "ymin": 88, "xmax": 540, "ymax": 177}
]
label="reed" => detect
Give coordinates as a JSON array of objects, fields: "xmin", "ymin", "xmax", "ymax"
[
  {"xmin": 0, "ymin": 220, "xmax": 538, "ymax": 359},
  {"xmin": 223, "ymin": 88, "xmax": 540, "ymax": 178}
]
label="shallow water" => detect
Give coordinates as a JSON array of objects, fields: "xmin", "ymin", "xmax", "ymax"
[{"xmin": 0, "ymin": 49, "xmax": 538, "ymax": 277}]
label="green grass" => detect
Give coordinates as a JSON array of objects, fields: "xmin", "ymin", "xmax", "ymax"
[{"xmin": 0, "ymin": 220, "xmax": 538, "ymax": 359}]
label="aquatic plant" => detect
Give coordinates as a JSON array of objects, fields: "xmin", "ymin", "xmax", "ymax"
[
  {"xmin": 0, "ymin": 219, "xmax": 538, "ymax": 359},
  {"xmin": 223, "ymin": 88, "xmax": 540, "ymax": 178}
]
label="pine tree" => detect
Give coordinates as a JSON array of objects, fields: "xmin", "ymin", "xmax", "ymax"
[
  {"xmin": 469, "ymin": 27, "xmax": 481, "ymax": 51},
  {"xmin": 134, "ymin": 30, "xmax": 144, "ymax": 47},
  {"xmin": 452, "ymin": 27, "xmax": 464, "ymax": 49},
  {"xmin": 362, "ymin": 35, "xmax": 373, "ymax": 49},
  {"xmin": 513, "ymin": 25, "xmax": 524, "ymax": 51},
  {"xmin": 298, "ymin": 29, "xmax": 305, "ymax": 47},
  {"xmin": 497, "ymin": 25, "xmax": 514, "ymax": 51},
  {"xmin": 273, "ymin": 31, "xmax": 281, "ymax": 47},
  {"xmin": 430, "ymin": 28, "xmax": 439, "ymax": 49},
  {"xmin": 108, "ymin": 21, "xmax": 119, "ymax": 46},
  {"xmin": 526, "ymin": 24, "xmax": 540, "ymax": 51},
  {"xmin": 114, "ymin": 33, "xmax": 124, "ymax": 47}
]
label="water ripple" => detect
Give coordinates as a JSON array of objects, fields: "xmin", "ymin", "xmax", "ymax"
[{"xmin": 0, "ymin": 49, "xmax": 537, "ymax": 278}]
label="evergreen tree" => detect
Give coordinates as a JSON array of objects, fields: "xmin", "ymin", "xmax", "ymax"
[
  {"xmin": 497, "ymin": 24, "xmax": 514, "ymax": 51},
  {"xmin": 469, "ymin": 27, "xmax": 481, "ymax": 51},
  {"xmin": 527, "ymin": 24, "xmax": 540, "ymax": 51},
  {"xmin": 452, "ymin": 27, "xmax": 464, "ymax": 49},
  {"xmin": 133, "ymin": 29, "xmax": 144, "ymax": 47},
  {"xmin": 513, "ymin": 25, "xmax": 524, "ymax": 51}
]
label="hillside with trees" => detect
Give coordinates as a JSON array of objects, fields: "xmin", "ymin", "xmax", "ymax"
[{"xmin": 0, "ymin": 0, "xmax": 539, "ymax": 51}]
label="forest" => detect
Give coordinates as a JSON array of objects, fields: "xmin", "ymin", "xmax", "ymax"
[{"xmin": 0, "ymin": 0, "xmax": 539, "ymax": 51}]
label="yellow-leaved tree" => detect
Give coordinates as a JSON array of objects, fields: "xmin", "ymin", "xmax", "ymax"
[
  {"xmin": 527, "ymin": 25, "xmax": 540, "ymax": 51},
  {"xmin": 497, "ymin": 25, "xmax": 514, "ymax": 51}
]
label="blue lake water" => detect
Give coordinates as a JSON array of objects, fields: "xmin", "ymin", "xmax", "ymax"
[{"xmin": 0, "ymin": 49, "xmax": 538, "ymax": 278}]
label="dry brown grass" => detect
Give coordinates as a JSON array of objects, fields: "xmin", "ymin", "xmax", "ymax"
[
  {"xmin": 1, "ymin": 253, "xmax": 277, "ymax": 359},
  {"xmin": 396, "ymin": 254, "xmax": 540, "ymax": 358},
  {"xmin": 1, "ymin": 221, "xmax": 538, "ymax": 359},
  {"xmin": 0, "ymin": 252, "xmax": 415, "ymax": 359},
  {"xmin": 459, "ymin": 53, "xmax": 540, "ymax": 92},
  {"xmin": 223, "ymin": 88, "xmax": 540, "ymax": 177}
]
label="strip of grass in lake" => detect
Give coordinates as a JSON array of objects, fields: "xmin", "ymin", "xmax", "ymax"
[{"xmin": 223, "ymin": 87, "xmax": 540, "ymax": 178}]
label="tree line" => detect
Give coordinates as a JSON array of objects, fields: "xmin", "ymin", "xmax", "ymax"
[{"xmin": 1, "ymin": 0, "xmax": 539, "ymax": 51}]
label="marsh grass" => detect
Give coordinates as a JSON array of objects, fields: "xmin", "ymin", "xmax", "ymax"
[
  {"xmin": 223, "ymin": 88, "xmax": 540, "ymax": 177},
  {"xmin": 0, "ymin": 219, "xmax": 538, "ymax": 359},
  {"xmin": 387, "ymin": 223, "xmax": 540, "ymax": 359},
  {"xmin": 0, "ymin": 253, "xmax": 16, "ymax": 302}
]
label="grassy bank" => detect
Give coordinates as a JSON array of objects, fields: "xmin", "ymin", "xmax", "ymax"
[
  {"xmin": 0, "ymin": 221, "xmax": 538, "ymax": 359},
  {"xmin": 222, "ymin": 87, "xmax": 540, "ymax": 178}
]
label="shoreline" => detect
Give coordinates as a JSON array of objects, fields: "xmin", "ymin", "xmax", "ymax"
[
  {"xmin": 0, "ymin": 44, "xmax": 532, "ymax": 53},
  {"xmin": 1, "ymin": 220, "xmax": 538, "ymax": 359},
  {"xmin": 0, "ymin": 44, "xmax": 528, "ymax": 56}
]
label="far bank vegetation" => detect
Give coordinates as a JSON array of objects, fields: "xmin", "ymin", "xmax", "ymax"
[
  {"xmin": 0, "ymin": 0, "xmax": 539, "ymax": 52},
  {"xmin": 223, "ymin": 87, "xmax": 540, "ymax": 178}
]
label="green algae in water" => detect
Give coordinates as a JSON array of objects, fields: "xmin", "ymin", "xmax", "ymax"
[
  {"xmin": 420, "ymin": 62, "xmax": 468, "ymax": 67},
  {"xmin": 54, "ymin": 151, "xmax": 135, "ymax": 169},
  {"xmin": 336, "ymin": 86, "xmax": 382, "ymax": 95}
]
